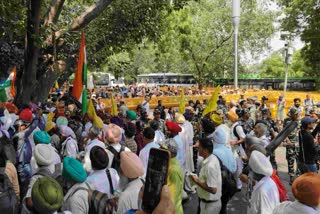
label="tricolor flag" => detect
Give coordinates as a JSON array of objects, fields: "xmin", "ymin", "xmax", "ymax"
[
  {"xmin": 0, "ymin": 67, "xmax": 17, "ymax": 102},
  {"xmin": 72, "ymin": 32, "xmax": 88, "ymax": 116}
]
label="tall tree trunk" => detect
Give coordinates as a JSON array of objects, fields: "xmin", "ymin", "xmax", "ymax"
[
  {"xmin": 198, "ymin": 67, "xmax": 203, "ymax": 90},
  {"xmin": 15, "ymin": 0, "xmax": 42, "ymax": 107}
]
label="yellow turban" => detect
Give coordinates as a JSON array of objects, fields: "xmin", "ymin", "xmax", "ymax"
[{"xmin": 210, "ymin": 113, "xmax": 223, "ymax": 125}]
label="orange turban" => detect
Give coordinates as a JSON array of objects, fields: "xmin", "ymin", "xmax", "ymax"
[
  {"xmin": 227, "ymin": 111, "xmax": 238, "ymax": 123},
  {"xmin": 292, "ymin": 172, "xmax": 320, "ymax": 207}
]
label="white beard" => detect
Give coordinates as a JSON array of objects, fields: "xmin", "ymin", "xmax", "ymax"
[{"xmin": 82, "ymin": 152, "xmax": 92, "ymax": 173}]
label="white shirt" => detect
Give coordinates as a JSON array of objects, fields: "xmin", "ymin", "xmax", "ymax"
[
  {"xmin": 166, "ymin": 113, "xmax": 174, "ymax": 121},
  {"xmin": 230, "ymin": 122, "xmax": 246, "ymax": 155},
  {"xmin": 85, "ymin": 138, "xmax": 105, "ymax": 153},
  {"xmin": 139, "ymin": 142, "xmax": 160, "ymax": 176},
  {"xmin": 154, "ymin": 130, "xmax": 166, "ymax": 144},
  {"xmin": 273, "ymin": 200, "xmax": 320, "ymax": 214},
  {"xmin": 197, "ymin": 154, "xmax": 222, "ymax": 201},
  {"xmin": 63, "ymin": 182, "xmax": 92, "ymax": 214},
  {"xmin": 86, "ymin": 168, "xmax": 120, "ymax": 198},
  {"xmin": 61, "ymin": 137, "xmax": 78, "ymax": 159},
  {"xmin": 249, "ymin": 176, "xmax": 280, "ymax": 214},
  {"xmin": 117, "ymin": 178, "xmax": 144, "ymax": 214}
]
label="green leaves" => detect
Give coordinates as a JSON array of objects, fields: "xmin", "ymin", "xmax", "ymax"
[{"xmin": 279, "ymin": 0, "xmax": 320, "ymax": 75}]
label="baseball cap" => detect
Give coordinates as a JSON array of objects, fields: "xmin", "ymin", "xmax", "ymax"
[
  {"xmin": 301, "ymin": 117, "xmax": 317, "ymax": 128},
  {"xmin": 289, "ymin": 108, "xmax": 299, "ymax": 115}
]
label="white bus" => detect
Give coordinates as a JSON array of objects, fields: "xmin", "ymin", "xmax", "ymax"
[
  {"xmin": 137, "ymin": 73, "xmax": 196, "ymax": 87},
  {"xmin": 92, "ymin": 72, "xmax": 125, "ymax": 87}
]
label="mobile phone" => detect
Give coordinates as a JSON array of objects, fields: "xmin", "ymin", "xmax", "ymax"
[{"xmin": 142, "ymin": 148, "xmax": 170, "ymax": 213}]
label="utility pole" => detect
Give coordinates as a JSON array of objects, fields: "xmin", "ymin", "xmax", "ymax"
[
  {"xmin": 283, "ymin": 40, "xmax": 293, "ymax": 98},
  {"xmin": 232, "ymin": 0, "xmax": 240, "ymax": 89}
]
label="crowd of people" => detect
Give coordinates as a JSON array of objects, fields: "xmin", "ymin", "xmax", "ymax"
[
  {"xmin": 52, "ymin": 84, "xmax": 270, "ymax": 100},
  {"xmin": 0, "ymin": 88, "xmax": 319, "ymax": 214}
]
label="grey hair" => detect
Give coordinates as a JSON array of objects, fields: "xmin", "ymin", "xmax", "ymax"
[
  {"xmin": 256, "ymin": 123, "xmax": 267, "ymax": 135},
  {"xmin": 160, "ymin": 138, "xmax": 178, "ymax": 156},
  {"xmin": 89, "ymin": 125, "xmax": 100, "ymax": 137}
]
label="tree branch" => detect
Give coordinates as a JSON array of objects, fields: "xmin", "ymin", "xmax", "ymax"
[
  {"xmin": 204, "ymin": 32, "xmax": 233, "ymax": 63},
  {"xmin": 44, "ymin": 0, "xmax": 65, "ymax": 25},
  {"xmin": 188, "ymin": 47, "xmax": 201, "ymax": 73},
  {"xmin": 69, "ymin": 0, "xmax": 113, "ymax": 32}
]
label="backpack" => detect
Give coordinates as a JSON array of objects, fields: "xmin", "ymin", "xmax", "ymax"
[
  {"xmin": 69, "ymin": 183, "xmax": 118, "ymax": 214},
  {"xmin": 107, "ymin": 145, "xmax": 125, "ymax": 173},
  {"xmin": 0, "ymin": 167, "xmax": 18, "ymax": 214},
  {"xmin": 106, "ymin": 169, "xmax": 114, "ymax": 195},
  {"xmin": 216, "ymin": 157, "xmax": 237, "ymax": 203},
  {"xmin": 233, "ymin": 124, "xmax": 240, "ymax": 140}
]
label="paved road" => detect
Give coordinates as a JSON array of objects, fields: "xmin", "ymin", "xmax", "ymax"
[{"xmin": 183, "ymin": 146, "xmax": 294, "ymax": 214}]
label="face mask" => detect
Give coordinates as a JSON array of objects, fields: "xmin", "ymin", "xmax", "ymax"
[{"xmin": 295, "ymin": 104, "xmax": 300, "ymax": 107}]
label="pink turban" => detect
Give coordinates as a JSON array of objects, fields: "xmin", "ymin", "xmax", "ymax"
[
  {"xmin": 120, "ymin": 151, "xmax": 144, "ymax": 179},
  {"xmin": 106, "ymin": 123, "xmax": 122, "ymax": 144}
]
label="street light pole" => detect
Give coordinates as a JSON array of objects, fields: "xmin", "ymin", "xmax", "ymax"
[
  {"xmin": 283, "ymin": 40, "xmax": 293, "ymax": 98},
  {"xmin": 232, "ymin": 0, "xmax": 240, "ymax": 89},
  {"xmin": 283, "ymin": 62, "xmax": 289, "ymax": 98}
]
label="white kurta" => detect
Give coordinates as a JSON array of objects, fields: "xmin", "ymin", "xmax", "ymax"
[
  {"xmin": 178, "ymin": 121, "xmax": 194, "ymax": 172},
  {"xmin": 230, "ymin": 122, "xmax": 246, "ymax": 189},
  {"xmin": 273, "ymin": 200, "xmax": 320, "ymax": 214},
  {"xmin": 61, "ymin": 137, "xmax": 78, "ymax": 159},
  {"xmin": 249, "ymin": 176, "xmax": 280, "ymax": 214},
  {"xmin": 154, "ymin": 130, "xmax": 166, "ymax": 144},
  {"xmin": 62, "ymin": 182, "xmax": 92, "ymax": 214},
  {"xmin": 85, "ymin": 138, "xmax": 105, "ymax": 153},
  {"xmin": 117, "ymin": 178, "xmax": 144, "ymax": 214}
]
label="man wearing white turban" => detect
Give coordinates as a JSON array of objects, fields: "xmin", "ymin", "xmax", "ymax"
[
  {"xmin": 59, "ymin": 125, "xmax": 78, "ymax": 159},
  {"xmin": 248, "ymin": 151, "xmax": 280, "ymax": 214}
]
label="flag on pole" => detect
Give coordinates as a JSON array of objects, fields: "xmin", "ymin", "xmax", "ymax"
[
  {"xmin": 0, "ymin": 67, "xmax": 17, "ymax": 102},
  {"xmin": 72, "ymin": 32, "xmax": 88, "ymax": 116},
  {"xmin": 202, "ymin": 86, "xmax": 220, "ymax": 116},
  {"xmin": 87, "ymin": 99, "xmax": 103, "ymax": 129},
  {"xmin": 111, "ymin": 94, "xmax": 118, "ymax": 116},
  {"xmin": 179, "ymin": 88, "xmax": 186, "ymax": 114},
  {"xmin": 54, "ymin": 80, "xmax": 59, "ymax": 89}
]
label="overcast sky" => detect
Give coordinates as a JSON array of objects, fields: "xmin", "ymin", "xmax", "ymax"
[{"xmin": 243, "ymin": 1, "xmax": 304, "ymax": 64}]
